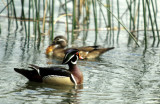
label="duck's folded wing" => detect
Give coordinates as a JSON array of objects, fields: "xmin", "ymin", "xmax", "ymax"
[
  {"xmin": 37, "ymin": 67, "xmax": 71, "ymax": 77},
  {"xmin": 31, "ymin": 66, "xmax": 77, "ymax": 85},
  {"xmin": 76, "ymin": 46, "xmax": 101, "ymax": 51}
]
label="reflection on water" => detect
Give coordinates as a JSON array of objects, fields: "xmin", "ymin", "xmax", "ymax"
[
  {"xmin": 12, "ymin": 82, "xmax": 83, "ymax": 104},
  {"xmin": 1, "ymin": 29, "xmax": 160, "ymax": 104}
]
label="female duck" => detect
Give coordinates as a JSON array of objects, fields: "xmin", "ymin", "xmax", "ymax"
[
  {"xmin": 46, "ymin": 35, "xmax": 114, "ymax": 59},
  {"xmin": 14, "ymin": 49, "xmax": 83, "ymax": 85}
]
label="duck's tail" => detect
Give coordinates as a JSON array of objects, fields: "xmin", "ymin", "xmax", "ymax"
[
  {"xmin": 94, "ymin": 47, "xmax": 114, "ymax": 54},
  {"xmin": 103, "ymin": 47, "xmax": 114, "ymax": 53},
  {"xmin": 14, "ymin": 68, "xmax": 42, "ymax": 82}
]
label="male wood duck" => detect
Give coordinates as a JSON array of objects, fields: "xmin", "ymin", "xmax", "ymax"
[
  {"xmin": 14, "ymin": 49, "xmax": 83, "ymax": 85},
  {"xmin": 46, "ymin": 35, "xmax": 114, "ymax": 59}
]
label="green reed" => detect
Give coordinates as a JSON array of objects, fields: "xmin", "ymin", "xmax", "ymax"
[
  {"xmin": 32, "ymin": 0, "xmax": 36, "ymax": 43},
  {"xmin": 21, "ymin": 0, "xmax": 28, "ymax": 36},
  {"xmin": 106, "ymin": 0, "xmax": 111, "ymax": 28},
  {"xmin": 82, "ymin": 3, "xmax": 86, "ymax": 44},
  {"xmin": 72, "ymin": 0, "xmax": 76, "ymax": 42},
  {"xmin": 83, "ymin": 0, "xmax": 90, "ymax": 42},
  {"xmin": 98, "ymin": 0, "xmax": 139, "ymax": 46},
  {"xmin": 6, "ymin": 0, "xmax": 10, "ymax": 31},
  {"xmin": 0, "ymin": 24, "xmax": 1, "ymax": 34},
  {"xmin": 38, "ymin": 0, "xmax": 41, "ymax": 48},
  {"xmin": 65, "ymin": 0, "xmax": 69, "ymax": 40},
  {"xmin": 92, "ymin": 0, "xmax": 98, "ymax": 44},
  {"xmin": 51, "ymin": 0, "xmax": 54, "ymax": 41},
  {"xmin": 116, "ymin": 0, "xmax": 120, "ymax": 42},
  {"xmin": 146, "ymin": 0, "xmax": 155, "ymax": 46},
  {"xmin": 151, "ymin": 0, "xmax": 159, "ymax": 46},
  {"xmin": 11, "ymin": 0, "xmax": 18, "ymax": 31},
  {"xmin": 2, "ymin": 0, "xmax": 160, "ymax": 48},
  {"xmin": 28, "ymin": 0, "xmax": 31, "ymax": 44},
  {"xmin": 98, "ymin": 2, "xmax": 107, "ymax": 26},
  {"xmin": 42, "ymin": 0, "xmax": 47, "ymax": 33},
  {"xmin": 142, "ymin": 0, "xmax": 147, "ymax": 49},
  {"xmin": 111, "ymin": 0, "xmax": 114, "ymax": 45},
  {"xmin": 137, "ymin": 0, "xmax": 140, "ymax": 38}
]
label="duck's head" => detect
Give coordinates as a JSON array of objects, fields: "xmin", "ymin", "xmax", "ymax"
[
  {"xmin": 52, "ymin": 35, "xmax": 67, "ymax": 48},
  {"xmin": 46, "ymin": 36, "xmax": 67, "ymax": 55},
  {"xmin": 62, "ymin": 49, "xmax": 83, "ymax": 65}
]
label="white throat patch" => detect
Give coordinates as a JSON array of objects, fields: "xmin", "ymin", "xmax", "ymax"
[
  {"xmin": 71, "ymin": 60, "xmax": 77, "ymax": 64},
  {"xmin": 58, "ymin": 39, "xmax": 66, "ymax": 42},
  {"xmin": 71, "ymin": 56, "xmax": 78, "ymax": 64},
  {"xmin": 55, "ymin": 45, "xmax": 59, "ymax": 48}
]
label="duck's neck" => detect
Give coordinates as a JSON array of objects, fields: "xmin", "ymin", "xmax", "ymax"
[
  {"xmin": 69, "ymin": 64, "xmax": 78, "ymax": 71},
  {"xmin": 68, "ymin": 63, "xmax": 83, "ymax": 84},
  {"xmin": 59, "ymin": 42, "xmax": 66, "ymax": 48}
]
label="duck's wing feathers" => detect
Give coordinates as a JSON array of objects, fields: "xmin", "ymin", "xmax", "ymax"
[
  {"xmin": 36, "ymin": 66, "xmax": 76, "ymax": 85},
  {"xmin": 77, "ymin": 46, "xmax": 101, "ymax": 51},
  {"xmin": 36, "ymin": 67, "xmax": 71, "ymax": 77},
  {"xmin": 75, "ymin": 46, "xmax": 114, "ymax": 59},
  {"xmin": 77, "ymin": 46, "xmax": 114, "ymax": 52}
]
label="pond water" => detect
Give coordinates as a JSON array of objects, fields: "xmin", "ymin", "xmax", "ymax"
[
  {"xmin": 1, "ymin": 1, "xmax": 160, "ymax": 104},
  {"xmin": 1, "ymin": 27, "xmax": 160, "ymax": 104}
]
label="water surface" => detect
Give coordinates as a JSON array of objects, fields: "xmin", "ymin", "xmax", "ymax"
[
  {"xmin": 1, "ymin": 1, "xmax": 160, "ymax": 104},
  {"xmin": 1, "ymin": 29, "xmax": 160, "ymax": 104}
]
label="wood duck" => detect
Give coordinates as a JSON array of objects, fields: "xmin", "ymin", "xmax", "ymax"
[
  {"xmin": 46, "ymin": 35, "xmax": 114, "ymax": 59},
  {"xmin": 14, "ymin": 49, "xmax": 83, "ymax": 85}
]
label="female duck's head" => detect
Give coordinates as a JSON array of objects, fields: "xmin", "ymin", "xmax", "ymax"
[{"xmin": 52, "ymin": 35, "xmax": 67, "ymax": 48}]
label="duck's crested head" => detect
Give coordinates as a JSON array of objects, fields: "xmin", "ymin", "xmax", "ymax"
[
  {"xmin": 52, "ymin": 35, "xmax": 67, "ymax": 48},
  {"xmin": 62, "ymin": 49, "xmax": 83, "ymax": 64}
]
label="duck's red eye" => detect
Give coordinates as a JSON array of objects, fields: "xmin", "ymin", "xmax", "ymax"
[{"xmin": 76, "ymin": 52, "xmax": 79, "ymax": 56}]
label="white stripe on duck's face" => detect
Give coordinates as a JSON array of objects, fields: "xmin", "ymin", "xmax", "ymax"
[
  {"xmin": 65, "ymin": 55, "xmax": 78, "ymax": 65},
  {"xmin": 57, "ymin": 38, "xmax": 66, "ymax": 42},
  {"xmin": 63, "ymin": 54, "xmax": 75, "ymax": 64},
  {"xmin": 42, "ymin": 75, "xmax": 75, "ymax": 85},
  {"xmin": 63, "ymin": 52, "xmax": 78, "ymax": 63},
  {"xmin": 71, "ymin": 55, "xmax": 78, "ymax": 64},
  {"xmin": 55, "ymin": 38, "xmax": 66, "ymax": 45}
]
